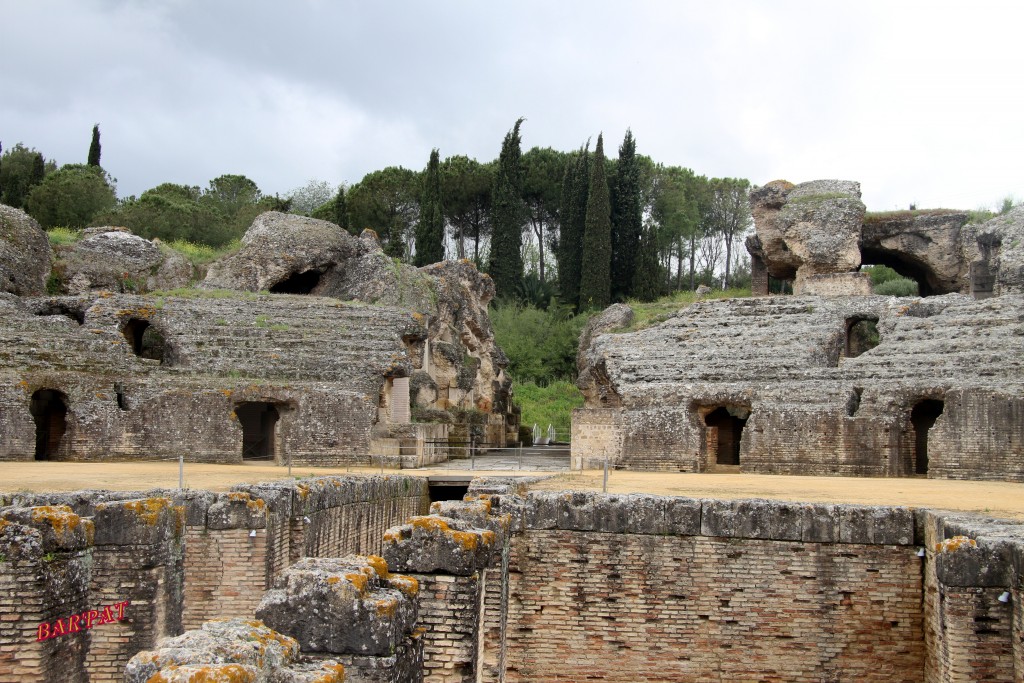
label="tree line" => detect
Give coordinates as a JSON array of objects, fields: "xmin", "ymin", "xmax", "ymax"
[
  {"xmin": 340, "ymin": 120, "xmax": 753, "ymax": 310},
  {"xmin": 0, "ymin": 121, "xmax": 753, "ymax": 308}
]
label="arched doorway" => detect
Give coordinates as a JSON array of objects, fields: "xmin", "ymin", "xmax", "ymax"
[
  {"xmin": 911, "ymin": 399, "xmax": 944, "ymax": 475},
  {"xmin": 704, "ymin": 407, "xmax": 748, "ymax": 467},
  {"xmin": 122, "ymin": 318, "xmax": 166, "ymax": 362},
  {"xmin": 30, "ymin": 389, "xmax": 67, "ymax": 461},
  {"xmin": 236, "ymin": 402, "xmax": 280, "ymax": 461},
  {"xmin": 844, "ymin": 316, "xmax": 880, "ymax": 358}
]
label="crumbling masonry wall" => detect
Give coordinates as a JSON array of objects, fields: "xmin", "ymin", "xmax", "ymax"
[{"xmin": 0, "ymin": 475, "xmax": 429, "ymax": 682}]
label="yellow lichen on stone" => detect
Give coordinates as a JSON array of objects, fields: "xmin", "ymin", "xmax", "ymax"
[
  {"xmin": 31, "ymin": 505, "xmax": 81, "ymax": 536},
  {"xmin": 220, "ymin": 389, "xmax": 233, "ymax": 398},
  {"xmin": 366, "ymin": 555, "xmax": 390, "ymax": 578},
  {"xmin": 935, "ymin": 535, "xmax": 978, "ymax": 553},
  {"xmin": 343, "ymin": 572, "xmax": 369, "ymax": 594},
  {"xmin": 450, "ymin": 530, "xmax": 479, "ymax": 551},
  {"xmin": 387, "ymin": 574, "xmax": 419, "ymax": 598},
  {"xmin": 411, "ymin": 516, "xmax": 450, "ymax": 533},
  {"xmin": 383, "ymin": 530, "xmax": 401, "ymax": 544},
  {"xmin": 125, "ymin": 498, "xmax": 171, "ymax": 526},
  {"xmin": 375, "ymin": 597, "xmax": 398, "ymax": 617},
  {"xmin": 311, "ymin": 663, "xmax": 346, "ymax": 683}
]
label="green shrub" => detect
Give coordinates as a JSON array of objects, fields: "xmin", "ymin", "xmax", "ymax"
[
  {"xmin": 874, "ymin": 278, "xmax": 919, "ymax": 296},
  {"xmin": 623, "ymin": 287, "xmax": 751, "ymax": 332},
  {"xmin": 46, "ymin": 227, "xmax": 81, "ymax": 246},
  {"xmin": 164, "ymin": 238, "xmax": 240, "ymax": 265},
  {"xmin": 490, "ymin": 302, "xmax": 589, "ymax": 384},
  {"xmin": 514, "ymin": 380, "xmax": 584, "ymax": 439}
]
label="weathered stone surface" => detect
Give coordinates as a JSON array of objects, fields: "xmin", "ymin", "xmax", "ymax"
[
  {"xmin": 860, "ymin": 210, "xmax": 973, "ymax": 295},
  {"xmin": 204, "ymin": 212, "xmax": 362, "ymax": 293},
  {"xmin": 969, "ymin": 204, "xmax": 1024, "ymax": 295},
  {"xmin": 0, "ymin": 504, "xmax": 94, "ymax": 549},
  {"xmin": 0, "ymin": 203, "xmax": 52, "ymax": 296},
  {"xmin": 383, "ymin": 515, "xmax": 496, "ymax": 575},
  {"xmin": 526, "ymin": 491, "xmax": 701, "ymax": 536},
  {"xmin": 206, "ymin": 492, "xmax": 268, "ymax": 530},
  {"xmin": 91, "ymin": 496, "xmax": 182, "ymax": 546},
  {"xmin": 838, "ymin": 505, "xmax": 915, "ymax": 545},
  {"xmin": 700, "ymin": 498, "xmax": 806, "ymax": 541},
  {"xmin": 54, "ymin": 227, "xmax": 194, "ymax": 295},
  {"xmin": 124, "ymin": 618, "xmax": 344, "ymax": 683},
  {"xmin": 256, "ymin": 555, "xmax": 418, "ymax": 657},
  {"xmin": 749, "ymin": 180, "xmax": 866, "ymax": 293}
]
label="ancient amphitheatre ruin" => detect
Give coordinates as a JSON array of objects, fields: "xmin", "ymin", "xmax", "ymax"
[{"xmin": 0, "ymin": 180, "xmax": 1021, "ymax": 681}]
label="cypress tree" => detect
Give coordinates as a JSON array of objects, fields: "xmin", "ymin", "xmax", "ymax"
[
  {"xmin": 579, "ymin": 133, "xmax": 612, "ymax": 311},
  {"xmin": 334, "ymin": 185, "xmax": 350, "ymax": 233},
  {"xmin": 610, "ymin": 129, "xmax": 642, "ymax": 300},
  {"xmin": 88, "ymin": 124, "xmax": 101, "ymax": 167},
  {"xmin": 415, "ymin": 148, "xmax": 445, "ymax": 266},
  {"xmin": 487, "ymin": 118, "xmax": 526, "ymax": 299},
  {"xmin": 631, "ymin": 224, "xmax": 663, "ymax": 302},
  {"xmin": 556, "ymin": 143, "xmax": 589, "ymax": 310}
]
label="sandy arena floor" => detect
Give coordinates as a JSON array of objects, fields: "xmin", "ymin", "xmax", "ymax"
[{"xmin": 0, "ymin": 460, "xmax": 1022, "ymax": 521}]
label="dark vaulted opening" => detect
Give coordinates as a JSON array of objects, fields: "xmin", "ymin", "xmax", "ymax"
[
  {"xmin": 704, "ymin": 407, "xmax": 748, "ymax": 467},
  {"xmin": 270, "ymin": 270, "xmax": 322, "ymax": 294},
  {"xmin": 30, "ymin": 389, "xmax": 68, "ymax": 461},
  {"xmin": 911, "ymin": 399, "xmax": 944, "ymax": 475},
  {"xmin": 237, "ymin": 402, "xmax": 280, "ymax": 461}
]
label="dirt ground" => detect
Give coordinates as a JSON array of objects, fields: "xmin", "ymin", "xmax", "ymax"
[{"xmin": 1, "ymin": 461, "xmax": 1022, "ymax": 521}]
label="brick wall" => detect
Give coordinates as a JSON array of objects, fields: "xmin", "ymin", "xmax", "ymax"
[
  {"xmin": 504, "ymin": 530, "xmax": 924, "ymax": 682},
  {"xmin": 412, "ymin": 573, "xmax": 483, "ymax": 683},
  {"xmin": 570, "ymin": 408, "xmax": 624, "ymax": 469}
]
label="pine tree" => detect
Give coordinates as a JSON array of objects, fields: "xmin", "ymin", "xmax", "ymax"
[
  {"xmin": 334, "ymin": 185, "xmax": 350, "ymax": 233},
  {"xmin": 487, "ymin": 119, "xmax": 526, "ymax": 299},
  {"xmin": 610, "ymin": 129, "xmax": 642, "ymax": 300},
  {"xmin": 415, "ymin": 148, "xmax": 445, "ymax": 266},
  {"xmin": 556, "ymin": 143, "xmax": 589, "ymax": 310},
  {"xmin": 631, "ymin": 224, "xmax": 663, "ymax": 302},
  {"xmin": 579, "ymin": 133, "xmax": 612, "ymax": 311},
  {"xmin": 88, "ymin": 124, "xmax": 101, "ymax": 167}
]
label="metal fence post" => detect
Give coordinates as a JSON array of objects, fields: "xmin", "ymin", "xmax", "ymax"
[
  {"xmin": 178, "ymin": 453, "xmax": 184, "ymax": 490},
  {"xmin": 603, "ymin": 452, "xmax": 609, "ymax": 493}
]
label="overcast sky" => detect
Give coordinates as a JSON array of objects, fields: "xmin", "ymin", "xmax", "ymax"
[{"xmin": 2, "ymin": 1, "xmax": 1021, "ymax": 211}]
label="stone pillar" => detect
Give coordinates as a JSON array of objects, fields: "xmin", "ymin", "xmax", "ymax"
[
  {"xmin": 182, "ymin": 492, "xmax": 268, "ymax": 628},
  {"xmin": 0, "ymin": 506, "xmax": 94, "ymax": 683},
  {"xmin": 87, "ymin": 497, "xmax": 185, "ymax": 681},
  {"xmin": 750, "ymin": 253, "xmax": 769, "ymax": 296},
  {"xmin": 922, "ymin": 514, "xmax": 1017, "ymax": 682},
  {"xmin": 383, "ymin": 513, "xmax": 499, "ymax": 682}
]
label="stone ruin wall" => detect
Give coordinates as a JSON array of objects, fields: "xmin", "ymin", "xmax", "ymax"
[
  {"xmin": 0, "ymin": 207, "xmax": 519, "ymax": 468},
  {"xmin": 574, "ymin": 293, "xmax": 1024, "ymax": 482},
  {"xmin": 5, "ymin": 476, "xmax": 1018, "ymax": 682},
  {"xmin": 0, "ymin": 475, "xmax": 429, "ymax": 682}
]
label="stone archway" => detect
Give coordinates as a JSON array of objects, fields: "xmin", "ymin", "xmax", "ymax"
[{"xmin": 30, "ymin": 389, "xmax": 68, "ymax": 461}]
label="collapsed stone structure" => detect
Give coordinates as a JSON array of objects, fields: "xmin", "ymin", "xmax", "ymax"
[
  {"xmin": 1, "ymin": 476, "xmax": 1022, "ymax": 681},
  {"xmin": 575, "ymin": 181, "xmax": 1024, "ymax": 481},
  {"xmin": 746, "ymin": 179, "xmax": 1024, "ymax": 297},
  {"xmin": 0, "ymin": 207, "xmax": 515, "ymax": 466}
]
